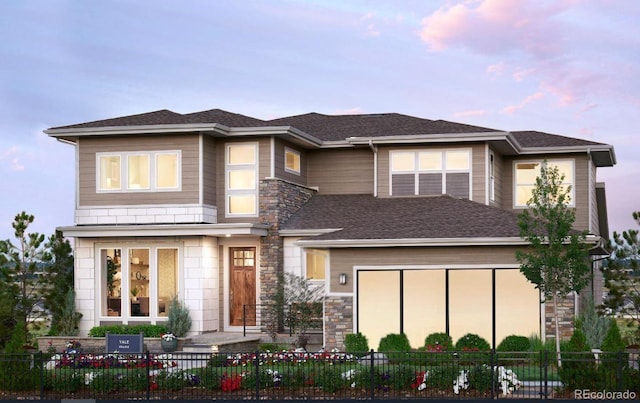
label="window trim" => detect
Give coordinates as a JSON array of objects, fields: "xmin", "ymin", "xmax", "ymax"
[
  {"xmin": 284, "ymin": 147, "xmax": 301, "ymax": 175},
  {"xmin": 304, "ymin": 248, "xmax": 328, "ymax": 282},
  {"xmin": 513, "ymin": 158, "xmax": 575, "ymax": 208},
  {"xmin": 96, "ymin": 150, "xmax": 181, "ymax": 193},
  {"xmin": 389, "ymin": 148, "xmax": 472, "ymax": 198},
  {"xmin": 225, "ymin": 142, "xmax": 259, "ymax": 217}
]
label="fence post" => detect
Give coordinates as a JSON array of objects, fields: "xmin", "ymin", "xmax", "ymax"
[
  {"xmin": 146, "ymin": 350, "xmax": 151, "ymax": 400},
  {"xmin": 490, "ymin": 349, "xmax": 495, "ymax": 399},
  {"xmin": 255, "ymin": 350, "xmax": 260, "ymax": 400},
  {"xmin": 617, "ymin": 350, "xmax": 624, "ymax": 391},
  {"xmin": 543, "ymin": 349, "xmax": 548, "ymax": 399},
  {"xmin": 243, "ymin": 305, "xmax": 247, "ymax": 337},
  {"xmin": 39, "ymin": 351, "xmax": 44, "ymax": 400},
  {"xmin": 369, "ymin": 349, "xmax": 375, "ymax": 399}
]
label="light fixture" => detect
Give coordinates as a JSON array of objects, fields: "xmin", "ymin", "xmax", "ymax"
[{"xmin": 339, "ymin": 273, "xmax": 347, "ymax": 285}]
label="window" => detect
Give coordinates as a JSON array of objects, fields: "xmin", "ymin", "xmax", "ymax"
[
  {"xmin": 97, "ymin": 151, "xmax": 180, "ymax": 192},
  {"xmin": 305, "ymin": 249, "xmax": 326, "ymax": 280},
  {"xmin": 285, "ymin": 147, "xmax": 301, "ymax": 175},
  {"xmin": 514, "ymin": 159, "xmax": 574, "ymax": 207},
  {"xmin": 390, "ymin": 149, "xmax": 471, "ymax": 198},
  {"xmin": 226, "ymin": 143, "xmax": 258, "ymax": 216},
  {"xmin": 100, "ymin": 245, "xmax": 179, "ymax": 319}
]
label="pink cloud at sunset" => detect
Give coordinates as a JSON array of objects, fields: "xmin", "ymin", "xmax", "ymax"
[{"xmin": 502, "ymin": 92, "xmax": 545, "ymax": 114}]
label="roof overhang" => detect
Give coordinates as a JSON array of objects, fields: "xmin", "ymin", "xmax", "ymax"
[
  {"xmin": 45, "ymin": 123, "xmax": 323, "ymax": 148},
  {"xmin": 58, "ymin": 223, "xmax": 269, "ymax": 238},
  {"xmin": 346, "ymin": 131, "xmax": 511, "ymax": 146},
  {"xmin": 294, "ymin": 234, "xmax": 602, "ymax": 248}
]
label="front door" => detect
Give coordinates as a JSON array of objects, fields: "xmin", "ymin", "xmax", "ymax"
[{"xmin": 229, "ymin": 247, "xmax": 257, "ymax": 326}]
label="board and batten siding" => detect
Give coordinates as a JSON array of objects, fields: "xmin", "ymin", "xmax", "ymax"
[
  {"xmin": 307, "ymin": 148, "xmax": 374, "ymax": 195},
  {"xmin": 328, "ymin": 246, "xmax": 523, "ymax": 293},
  {"xmin": 502, "ymin": 154, "xmax": 591, "ymax": 232},
  {"xmin": 78, "ymin": 135, "xmax": 200, "ymax": 206},
  {"xmin": 490, "ymin": 149, "xmax": 504, "ymax": 208},
  {"xmin": 589, "ymin": 161, "xmax": 600, "ymax": 235},
  {"xmin": 274, "ymin": 138, "xmax": 308, "ymax": 186},
  {"xmin": 377, "ymin": 143, "xmax": 486, "ymax": 203},
  {"xmin": 216, "ymin": 138, "xmax": 271, "ymax": 224}
]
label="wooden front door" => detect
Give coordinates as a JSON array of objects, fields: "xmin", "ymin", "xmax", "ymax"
[{"xmin": 229, "ymin": 247, "xmax": 257, "ymax": 326}]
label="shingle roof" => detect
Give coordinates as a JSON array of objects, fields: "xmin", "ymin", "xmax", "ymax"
[
  {"xmin": 48, "ymin": 109, "xmax": 609, "ymax": 149},
  {"xmin": 266, "ymin": 113, "xmax": 499, "ymax": 141},
  {"xmin": 512, "ymin": 131, "xmax": 605, "ymax": 147},
  {"xmin": 281, "ymin": 194, "xmax": 523, "ymax": 240}
]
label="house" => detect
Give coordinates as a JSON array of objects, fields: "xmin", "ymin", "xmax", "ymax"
[{"xmin": 45, "ymin": 109, "xmax": 615, "ymax": 349}]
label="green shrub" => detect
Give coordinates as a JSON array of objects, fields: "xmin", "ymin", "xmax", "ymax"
[
  {"xmin": 497, "ymin": 335, "xmax": 530, "ymax": 352},
  {"xmin": 198, "ymin": 367, "xmax": 223, "ymax": 390},
  {"xmin": 0, "ymin": 325, "xmax": 39, "ymax": 391},
  {"xmin": 123, "ymin": 371, "xmax": 149, "ymax": 391},
  {"xmin": 387, "ymin": 364, "xmax": 416, "ymax": 390},
  {"xmin": 425, "ymin": 365, "xmax": 460, "ymax": 390},
  {"xmin": 316, "ymin": 365, "xmax": 348, "ymax": 392},
  {"xmin": 155, "ymin": 369, "xmax": 187, "ymax": 391},
  {"xmin": 577, "ymin": 296, "xmax": 610, "ymax": 349},
  {"xmin": 559, "ymin": 329, "xmax": 597, "ymax": 391},
  {"xmin": 378, "ymin": 333, "xmax": 412, "ymax": 363},
  {"xmin": 455, "ymin": 333, "xmax": 490, "ymax": 351},
  {"xmin": 423, "ymin": 332, "xmax": 453, "ymax": 351},
  {"xmin": 259, "ymin": 343, "xmax": 290, "ymax": 352},
  {"xmin": 468, "ymin": 364, "xmax": 493, "ymax": 392},
  {"xmin": 601, "ymin": 319, "xmax": 625, "ymax": 352},
  {"xmin": 88, "ymin": 324, "xmax": 167, "ymax": 337},
  {"xmin": 207, "ymin": 353, "xmax": 229, "ymax": 367},
  {"xmin": 89, "ymin": 372, "xmax": 119, "ymax": 393},
  {"xmin": 49, "ymin": 370, "xmax": 83, "ymax": 392},
  {"xmin": 166, "ymin": 296, "xmax": 192, "ymax": 337},
  {"xmin": 344, "ymin": 333, "xmax": 369, "ymax": 356}
]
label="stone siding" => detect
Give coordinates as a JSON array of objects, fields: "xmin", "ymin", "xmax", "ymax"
[
  {"xmin": 258, "ymin": 179, "xmax": 316, "ymax": 325},
  {"xmin": 324, "ymin": 296, "xmax": 354, "ymax": 350},
  {"xmin": 545, "ymin": 294, "xmax": 576, "ymax": 340}
]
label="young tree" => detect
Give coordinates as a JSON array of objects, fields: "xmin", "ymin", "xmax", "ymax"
[
  {"xmin": 601, "ymin": 211, "xmax": 640, "ymax": 341},
  {"xmin": 516, "ymin": 163, "xmax": 591, "ymax": 366}
]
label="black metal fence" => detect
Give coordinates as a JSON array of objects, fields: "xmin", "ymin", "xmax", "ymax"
[{"xmin": 0, "ymin": 350, "xmax": 638, "ymax": 400}]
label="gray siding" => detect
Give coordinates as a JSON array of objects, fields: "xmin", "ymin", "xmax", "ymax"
[
  {"xmin": 328, "ymin": 246, "xmax": 522, "ymax": 293},
  {"xmin": 307, "ymin": 148, "xmax": 374, "ymax": 195},
  {"xmin": 202, "ymin": 135, "xmax": 217, "ymax": 206},
  {"xmin": 490, "ymin": 148, "xmax": 503, "ymax": 208},
  {"xmin": 589, "ymin": 162, "xmax": 599, "ymax": 235},
  {"xmin": 78, "ymin": 135, "xmax": 200, "ymax": 206},
  {"xmin": 274, "ymin": 138, "xmax": 308, "ymax": 186}
]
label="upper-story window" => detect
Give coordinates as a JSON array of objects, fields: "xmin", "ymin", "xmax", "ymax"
[
  {"xmin": 514, "ymin": 159, "xmax": 574, "ymax": 207},
  {"xmin": 97, "ymin": 151, "xmax": 180, "ymax": 192},
  {"xmin": 226, "ymin": 143, "xmax": 258, "ymax": 216},
  {"xmin": 390, "ymin": 149, "xmax": 471, "ymax": 198},
  {"xmin": 285, "ymin": 147, "xmax": 301, "ymax": 175}
]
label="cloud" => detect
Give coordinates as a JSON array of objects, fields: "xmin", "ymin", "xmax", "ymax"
[
  {"xmin": 0, "ymin": 146, "xmax": 25, "ymax": 171},
  {"xmin": 502, "ymin": 92, "xmax": 545, "ymax": 114},
  {"xmin": 453, "ymin": 109, "xmax": 487, "ymax": 118},
  {"xmin": 487, "ymin": 62, "xmax": 505, "ymax": 76},
  {"xmin": 419, "ymin": 0, "xmax": 575, "ymax": 56},
  {"xmin": 362, "ymin": 12, "xmax": 381, "ymax": 37}
]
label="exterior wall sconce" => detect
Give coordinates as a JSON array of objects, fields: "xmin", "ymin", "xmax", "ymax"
[{"xmin": 339, "ymin": 273, "xmax": 347, "ymax": 285}]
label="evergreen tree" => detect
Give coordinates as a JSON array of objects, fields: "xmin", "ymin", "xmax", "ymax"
[
  {"xmin": 41, "ymin": 230, "xmax": 75, "ymax": 335},
  {"xmin": 601, "ymin": 211, "xmax": 640, "ymax": 341},
  {"xmin": 516, "ymin": 163, "xmax": 591, "ymax": 366}
]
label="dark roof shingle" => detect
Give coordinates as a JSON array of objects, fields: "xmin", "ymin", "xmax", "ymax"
[
  {"xmin": 282, "ymin": 194, "xmax": 523, "ymax": 240},
  {"xmin": 512, "ymin": 131, "xmax": 605, "ymax": 147}
]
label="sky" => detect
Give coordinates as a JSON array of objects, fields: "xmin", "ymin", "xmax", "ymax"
[{"xmin": 0, "ymin": 0, "xmax": 638, "ymax": 242}]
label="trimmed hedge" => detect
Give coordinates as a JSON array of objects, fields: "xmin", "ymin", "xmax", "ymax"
[{"xmin": 88, "ymin": 324, "xmax": 167, "ymax": 338}]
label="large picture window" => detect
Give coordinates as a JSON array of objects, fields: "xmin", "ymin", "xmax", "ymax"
[
  {"xmin": 390, "ymin": 149, "xmax": 471, "ymax": 198},
  {"xmin": 514, "ymin": 159, "xmax": 574, "ymax": 207},
  {"xmin": 97, "ymin": 151, "xmax": 181, "ymax": 192},
  {"xmin": 100, "ymin": 245, "xmax": 179, "ymax": 320},
  {"xmin": 226, "ymin": 143, "xmax": 258, "ymax": 216}
]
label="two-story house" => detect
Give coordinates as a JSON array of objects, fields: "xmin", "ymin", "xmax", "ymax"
[{"xmin": 46, "ymin": 109, "xmax": 615, "ymax": 349}]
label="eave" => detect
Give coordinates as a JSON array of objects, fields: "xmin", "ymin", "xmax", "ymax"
[{"xmin": 58, "ymin": 223, "xmax": 269, "ymax": 238}]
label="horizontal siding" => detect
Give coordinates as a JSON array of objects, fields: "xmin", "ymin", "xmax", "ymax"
[
  {"xmin": 307, "ymin": 148, "xmax": 373, "ymax": 195},
  {"xmin": 78, "ymin": 135, "xmax": 200, "ymax": 206},
  {"xmin": 470, "ymin": 143, "xmax": 486, "ymax": 203},
  {"xmin": 329, "ymin": 246, "xmax": 523, "ymax": 293},
  {"xmin": 590, "ymin": 162, "xmax": 599, "ymax": 235},
  {"xmin": 491, "ymin": 149, "xmax": 503, "ymax": 208},
  {"xmin": 274, "ymin": 138, "xmax": 308, "ymax": 186},
  {"xmin": 202, "ymin": 135, "xmax": 217, "ymax": 206}
]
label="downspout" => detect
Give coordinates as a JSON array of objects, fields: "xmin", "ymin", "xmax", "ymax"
[{"xmin": 369, "ymin": 139, "xmax": 378, "ymax": 197}]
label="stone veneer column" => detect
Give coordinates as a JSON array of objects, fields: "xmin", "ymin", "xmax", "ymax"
[
  {"xmin": 258, "ymin": 179, "xmax": 316, "ymax": 313},
  {"xmin": 544, "ymin": 294, "xmax": 576, "ymax": 341},
  {"xmin": 324, "ymin": 296, "xmax": 353, "ymax": 350}
]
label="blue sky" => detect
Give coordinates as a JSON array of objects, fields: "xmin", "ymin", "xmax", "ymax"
[{"xmin": 0, "ymin": 0, "xmax": 638, "ymax": 241}]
